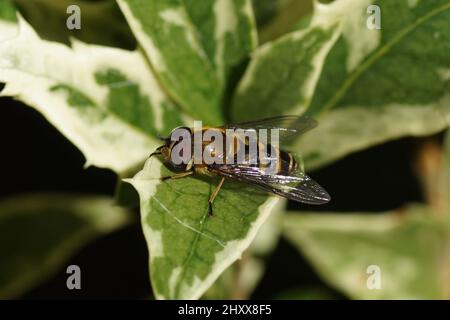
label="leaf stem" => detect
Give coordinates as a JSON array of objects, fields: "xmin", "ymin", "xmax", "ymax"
[
  {"xmin": 230, "ymin": 250, "xmax": 250, "ymax": 300},
  {"xmin": 414, "ymin": 136, "xmax": 450, "ymax": 298},
  {"xmin": 414, "ymin": 137, "xmax": 445, "ymax": 215}
]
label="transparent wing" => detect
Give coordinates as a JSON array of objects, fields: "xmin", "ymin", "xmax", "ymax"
[
  {"xmin": 225, "ymin": 115, "xmax": 318, "ymax": 145},
  {"xmin": 212, "ymin": 163, "xmax": 330, "ymax": 205}
]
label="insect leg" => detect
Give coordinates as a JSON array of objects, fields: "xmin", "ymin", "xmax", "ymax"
[
  {"xmin": 208, "ymin": 177, "xmax": 225, "ymax": 216},
  {"xmin": 148, "ymin": 151, "xmax": 161, "ymax": 158},
  {"xmin": 160, "ymin": 171, "xmax": 193, "ymax": 181}
]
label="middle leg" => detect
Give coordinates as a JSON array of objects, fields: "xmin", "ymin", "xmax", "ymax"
[{"xmin": 208, "ymin": 177, "xmax": 225, "ymax": 216}]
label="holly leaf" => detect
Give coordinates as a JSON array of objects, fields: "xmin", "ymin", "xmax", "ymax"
[{"xmin": 0, "ymin": 194, "xmax": 131, "ymax": 298}]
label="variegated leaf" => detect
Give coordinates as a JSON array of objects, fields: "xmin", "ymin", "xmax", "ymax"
[
  {"xmin": 282, "ymin": 208, "xmax": 448, "ymax": 299},
  {"xmin": 203, "ymin": 205, "xmax": 283, "ymax": 299},
  {"xmin": 0, "ymin": 17, "xmax": 184, "ymax": 174},
  {"xmin": 0, "ymin": 194, "xmax": 131, "ymax": 298},
  {"xmin": 298, "ymin": 0, "xmax": 450, "ymax": 169},
  {"xmin": 117, "ymin": 0, "xmax": 257, "ymax": 125},
  {"xmin": 12, "ymin": 0, "xmax": 134, "ymax": 47},
  {"xmin": 231, "ymin": 10, "xmax": 341, "ymax": 120},
  {"xmin": 126, "ymin": 158, "xmax": 285, "ymax": 299}
]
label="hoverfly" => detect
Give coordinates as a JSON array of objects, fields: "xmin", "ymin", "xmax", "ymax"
[{"xmin": 150, "ymin": 115, "xmax": 330, "ymax": 215}]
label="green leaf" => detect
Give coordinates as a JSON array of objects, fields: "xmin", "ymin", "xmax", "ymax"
[
  {"xmin": 0, "ymin": 193, "xmax": 131, "ymax": 298},
  {"xmin": 231, "ymin": 14, "xmax": 341, "ymax": 121},
  {"xmin": 12, "ymin": 0, "xmax": 135, "ymax": 48},
  {"xmin": 282, "ymin": 130, "xmax": 450, "ymax": 300},
  {"xmin": 0, "ymin": 0, "xmax": 16, "ymax": 22},
  {"xmin": 256, "ymin": 0, "xmax": 314, "ymax": 44},
  {"xmin": 0, "ymin": 0, "xmax": 17, "ymax": 40},
  {"xmin": 126, "ymin": 159, "xmax": 286, "ymax": 299},
  {"xmin": 251, "ymin": 0, "xmax": 282, "ymax": 28},
  {"xmin": 202, "ymin": 256, "xmax": 264, "ymax": 300},
  {"xmin": 282, "ymin": 208, "xmax": 449, "ymax": 299},
  {"xmin": 0, "ymin": 17, "xmax": 184, "ymax": 174},
  {"xmin": 296, "ymin": 0, "xmax": 450, "ymax": 169},
  {"xmin": 442, "ymin": 132, "xmax": 450, "ymax": 209},
  {"xmin": 117, "ymin": 0, "xmax": 257, "ymax": 124}
]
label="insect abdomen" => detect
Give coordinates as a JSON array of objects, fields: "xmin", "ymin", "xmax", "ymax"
[
  {"xmin": 279, "ymin": 150, "xmax": 297, "ymax": 175},
  {"xmin": 195, "ymin": 129, "xmax": 297, "ymax": 176}
]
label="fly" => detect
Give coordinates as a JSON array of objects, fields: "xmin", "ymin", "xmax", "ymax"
[{"xmin": 150, "ymin": 115, "xmax": 331, "ymax": 215}]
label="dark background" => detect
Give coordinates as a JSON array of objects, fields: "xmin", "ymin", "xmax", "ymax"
[{"xmin": 0, "ymin": 96, "xmax": 429, "ymax": 299}]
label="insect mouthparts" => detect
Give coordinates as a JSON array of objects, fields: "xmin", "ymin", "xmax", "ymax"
[{"xmin": 156, "ymin": 133, "xmax": 169, "ymax": 142}]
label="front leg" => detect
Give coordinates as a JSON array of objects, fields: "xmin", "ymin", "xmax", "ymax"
[{"xmin": 160, "ymin": 171, "xmax": 193, "ymax": 181}]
